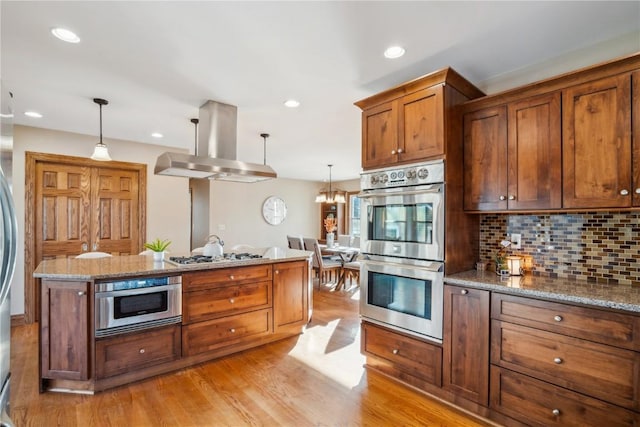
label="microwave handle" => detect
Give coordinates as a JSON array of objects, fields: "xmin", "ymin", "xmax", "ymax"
[{"xmin": 358, "ymin": 185, "xmax": 442, "ymax": 199}]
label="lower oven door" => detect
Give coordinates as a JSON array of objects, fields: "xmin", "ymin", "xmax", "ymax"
[{"xmin": 360, "ymin": 255, "xmax": 443, "ymax": 342}]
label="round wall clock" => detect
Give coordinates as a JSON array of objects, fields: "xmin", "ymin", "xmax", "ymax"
[{"xmin": 262, "ymin": 196, "xmax": 287, "ymax": 225}]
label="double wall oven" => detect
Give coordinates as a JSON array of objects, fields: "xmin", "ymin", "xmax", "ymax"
[{"xmin": 359, "ymin": 160, "xmax": 445, "ymax": 343}]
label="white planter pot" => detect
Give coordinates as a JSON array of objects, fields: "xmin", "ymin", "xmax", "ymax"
[
  {"xmin": 153, "ymin": 251, "xmax": 165, "ymax": 262},
  {"xmin": 326, "ymin": 233, "xmax": 335, "ymax": 247}
]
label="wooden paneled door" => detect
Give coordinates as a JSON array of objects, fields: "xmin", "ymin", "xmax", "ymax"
[{"xmin": 25, "ymin": 152, "xmax": 146, "ymax": 323}]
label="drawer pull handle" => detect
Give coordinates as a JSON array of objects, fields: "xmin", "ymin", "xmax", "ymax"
[
  {"xmin": 554, "ymin": 315, "xmax": 563, "ymax": 322},
  {"xmin": 553, "ymin": 357, "xmax": 563, "ymax": 364},
  {"xmin": 78, "ymin": 291, "xmax": 86, "ymax": 296},
  {"xmin": 552, "ymin": 409, "xmax": 560, "ymax": 416},
  {"xmin": 392, "ymin": 349, "xmax": 399, "ymax": 355},
  {"xmin": 139, "ymin": 348, "xmax": 145, "ymax": 354},
  {"xmin": 229, "ymin": 298, "xmax": 235, "ymax": 304},
  {"xmin": 461, "ymin": 289, "xmax": 468, "ymax": 295},
  {"xmin": 229, "ymin": 328, "xmax": 236, "ymax": 333}
]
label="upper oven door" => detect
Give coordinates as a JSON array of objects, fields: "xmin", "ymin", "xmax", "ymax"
[{"xmin": 359, "ymin": 183, "xmax": 444, "ymax": 261}]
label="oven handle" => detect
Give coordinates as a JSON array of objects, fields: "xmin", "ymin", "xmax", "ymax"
[
  {"xmin": 362, "ymin": 257, "xmax": 443, "ymax": 273},
  {"xmin": 358, "ymin": 184, "xmax": 442, "ymax": 199},
  {"xmin": 95, "ymin": 283, "xmax": 180, "ymax": 298}
]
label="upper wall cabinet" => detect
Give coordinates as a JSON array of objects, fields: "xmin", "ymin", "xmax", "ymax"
[
  {"xmin": 356, "ymin": 68, "xmax": 484, "ymax": 170},
  {"xmin": 463, "ymin": 92, "xmax": 562, "ymax": 211},
  {"xmin": 563, "ymin": 73, "xmax": 632, "ymax": 209},
  {"xmin": 462, "ymin": 53, "xmax": 640, "ymax": 212}
]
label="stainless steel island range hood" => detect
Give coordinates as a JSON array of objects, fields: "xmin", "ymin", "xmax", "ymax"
[{"xmin": 154, "ymin": 100, "xmax": 277, "ymax": 182}]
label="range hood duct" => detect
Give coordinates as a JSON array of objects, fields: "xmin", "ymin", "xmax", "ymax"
[{"xmin": 154, "ymin": 100, "xmax": 277, "ymax": 182}]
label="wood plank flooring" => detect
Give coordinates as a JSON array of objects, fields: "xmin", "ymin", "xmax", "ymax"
[{"xmin": 10, "ymin": 283, "xmax": 494, "ymax": 426}]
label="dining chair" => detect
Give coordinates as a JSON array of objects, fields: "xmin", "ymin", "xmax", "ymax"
[
  {"xmin": 352, "ymin": 236, "xmax": 360, "ymax": 248},
  {"xmin": 303, "ymin": 238, "xmax": 342, "ymax": 287},
  {"xmin": 337, "ymin": 234, "xmax": 351, "ymax": 247},
  {"xmin": 342, "ymin": 259, "xmax": 361, "ymax": 289},
  {"xmin": 75, "ymin": 251, "xmax": 112, "ymax": 259},
  {"xmin": 287, "ymin": 235, "xmax": 304, "ymax": 250}
]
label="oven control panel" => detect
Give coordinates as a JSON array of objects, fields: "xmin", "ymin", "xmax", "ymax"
[{"xmin": 360, "ymin": 160, "xmax": 444, "ymax": 190}]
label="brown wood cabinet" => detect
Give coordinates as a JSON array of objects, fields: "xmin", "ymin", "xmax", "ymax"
[
  {"xmin": 361, "ymin": 321, "xmax": 442, "ymax": 388},
  {"xmin": 273, "ymin": 261, "xmax": 309, "ymax": 331},
  {"xmin": 96, "ymin": 324, "xmax": 181, "ymax": 379},
  {"xmin": 633, "ymin": 70, "xmax": 640, "ymax": 206},
  {"xmin": 563, "ymin": 73, "xmax": 632, "ymax": 208},
  {"xmin": 356, "ymin": 67, "xmax": 484, "ymax": 170},
  {"xmin": 442, "ymin": 284, "xmax": 490, "ymax": 406},
  {"xmin": 490, "ymin": 292, "xmax": 640, "ymax": 424},
  {"xmin": 463, "ymin": 92, "xmax": 562, "ymax": 211},
  {"xmin": 40, "ymin": 280, "xmax": 91, "ymax": 381}
]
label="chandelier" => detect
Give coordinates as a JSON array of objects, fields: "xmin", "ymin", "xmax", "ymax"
[{"xmin": 315, "ymin": 164, "xmax": 346, "ymax": 204}]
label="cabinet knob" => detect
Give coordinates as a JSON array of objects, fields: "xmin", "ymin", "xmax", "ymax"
[
  {"xmin": 554, "ymin": 315, "xmax": 563, "ymax": 322},
  {"xmin": 82, "ymin": 242, "xmax": 88, "ymax": 251},
  {"xmin": 552, "ymin": 409, "xmax": 560, "ymax": 416},
  {"xmin": 499, "ymin": 195, "xmax": 506, "ymax": 201},
  {"xmin": 275, "ymin": 270, "xmax": 279, "ymax": 275},
  {"xmin": 620, "ymin": 189, "xmax": 629, "ymax": 196},
  {"xmin": 229, "ymin": 298, "xmax": 235, "ymax": 304},
  {"xmin": 397, "ymin": 148, "xmax": 403, "ymax": 154},
  {"xmin": 635, "ymin": 188, "xmax": 640, "ymax": 194},
  {"xmin": 391, "ymin": 150, "xmax": 396, "ymax": 155},
  {"xmin": 508, "ymin": 195, "xmax": 516, "ymax": 200},
  {"xmin": 461, "ymin": 289, "xmax": 468, "ymax": 295},
  {"xmin": 139, "ymin": 348, "xmax": 145, "ymax": 354},
  {"xmin": 78, "ymin": 291, "xmax": 86, "ymax": 296},
  {"xmin": 392, "ymin": 349, "xmax": 399, "ymax": 355},
  {"xmin": 229, "ymin": 275, "xmax": 235, "ymax": 280},
  {"xmin": 229, "ymin": 328, "xmax": 236, "ymax": 333},
  {"xmin": 553, "ymin": 357, "xmax": 563, "ymax": 364}
]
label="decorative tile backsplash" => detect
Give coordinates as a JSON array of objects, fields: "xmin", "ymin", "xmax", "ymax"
[{"xmin": 479, "ymin": 213, "xmax": 640, "ymax": 286}]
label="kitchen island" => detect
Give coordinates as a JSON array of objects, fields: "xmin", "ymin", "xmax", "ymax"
[{"xmin": 33, "ymin": 247, "xmax": 312, "ymax": 394}]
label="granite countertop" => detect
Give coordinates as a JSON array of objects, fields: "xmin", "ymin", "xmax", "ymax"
[
  {"xmin": 445, "ymin": 270, "xmax": 640, "ymax": 313},
  {"xmin": 33, "ymin": 247, "xmax": 312, "ymax": 281}
]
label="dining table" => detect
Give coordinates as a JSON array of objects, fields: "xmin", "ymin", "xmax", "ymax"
[{"xmin": 319, "ymin": 244, "xmax": 360, "ymax": 290}]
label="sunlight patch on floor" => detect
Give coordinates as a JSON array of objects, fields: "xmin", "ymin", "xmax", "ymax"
[{"xmin": 289, "ymin": 318, "xmax": 365, "ymax": 389}]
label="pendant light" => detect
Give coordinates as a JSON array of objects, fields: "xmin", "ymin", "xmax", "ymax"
[
  {"xmin": 91, "ymin": 98, "xmax": 111, "ymax": 161},
  {"xmin": 316, "ymin": 164, "xmax": 346, "ymax": 204}
]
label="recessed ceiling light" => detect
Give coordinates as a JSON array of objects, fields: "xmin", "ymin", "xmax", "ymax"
[
  {"xmin": 384, "ymin": 46, "xmax": 406, "ymax": 59},
  {"xmin": 151, "ymin": 132, "xmax": 163, "ymax": 138},
  {"xmin": 51, "ymin": 27, "xmax": 80, "ymax": 43},
  {"xmin": 284, "ymin": 99, "xmax": 300, "ymax": 108},
  {"xmin": 24, "ymin": 111, "xmax": 43, "ymax": 118}
]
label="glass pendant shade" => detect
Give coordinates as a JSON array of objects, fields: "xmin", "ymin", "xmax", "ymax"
[{"xmin": 91, "ymin": 98, "xmax": 111, "ymax": 161}]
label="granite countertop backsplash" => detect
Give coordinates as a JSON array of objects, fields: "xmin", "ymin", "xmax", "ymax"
[
  {"xmin": 445, "ymin": 270, "xmax": 640, "ymax": 314},
  {"xmin": 33, "ymin": 247, "xmax": 312, "ymax": 281}
]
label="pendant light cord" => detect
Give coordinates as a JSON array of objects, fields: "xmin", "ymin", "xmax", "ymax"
[{"xmin": 261, "ymin": 133, "xmax": 269, "ymax": 166}]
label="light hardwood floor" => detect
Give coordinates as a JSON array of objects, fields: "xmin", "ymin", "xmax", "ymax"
[{"xmin": 10, "ymin": 282, "xmax": 493, "ymax": 426}]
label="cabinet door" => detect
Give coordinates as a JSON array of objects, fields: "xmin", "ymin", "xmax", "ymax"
[
  {"xmin": 563, "ymin": 74, "xmax": 632, "ymax": 208},
  {"xmin": 463, "ymin": 106, "xmax": 508, "ymax": 211},
  {"xmin": 443, "ymin": 285, "xmax": 490, "ymax": 406},
  {"xmin": 507, "ymin": 92, "xmax": 562, "ymax": 210},
  {"xmin": 273, "ymin": 261, "xmax": 309, "ymax": 331},
  {"xmin": 633, "ymin": 70, "xmax": 640, "ymax": 206},
  {"xmin": 398, "ymin": 86, "xmax": 444, "ymax": 162},
  {"xmin": 362, "ymin": 101, "xmax": 398, "ymax": 169},
  {"xmin": 41, "ymin": 280, "xmax": 90, "ymax": 381}
]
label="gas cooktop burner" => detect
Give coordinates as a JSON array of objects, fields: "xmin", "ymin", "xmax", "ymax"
[{"xmin": 168, "ymin": 253, "xmax": 263, "ymax": 265}]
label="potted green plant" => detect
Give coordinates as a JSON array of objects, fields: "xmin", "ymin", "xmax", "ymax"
[{"xmin": 144, "ymin": 238, "xmax": 171, "ymax": 261}]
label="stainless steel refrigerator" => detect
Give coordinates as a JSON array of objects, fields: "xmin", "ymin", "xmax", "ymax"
[{"xmin": 0, "ymin": 82, "xmax": 17, "ymax": 427}]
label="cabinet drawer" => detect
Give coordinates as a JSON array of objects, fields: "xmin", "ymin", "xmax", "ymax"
[
  {"xmin": 362, "ymin": 322, "xmax": 442, "ymax": 386},
  {"xmin": 96, "ymin": 325, "xmax": 181, "ymax": 379},
  {"xmin": 183, "ymin": 265, "xmax": 273, "ymax": 291},
  {"xmin": 492, "ymin": 293, "xmax": 640, "ymax": 350},
  {"xmin": 182, "ymin": 308, "xmax": 272, "ymax": 357},
  {"xmin": 492, "ymin": 320, "xmax": 640, "ymax": 410},
  {"xmin": 490, "ymin": 366, "xmax": 639, "ymax": 427},
  {"xmin": 183, "ymin": 280, "xmax": 272, "ymax": 324}
]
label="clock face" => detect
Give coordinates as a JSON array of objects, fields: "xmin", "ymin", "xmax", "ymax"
[{"xmin": 262, "ymin": 196, "xmax": 287, "ymax": 225}]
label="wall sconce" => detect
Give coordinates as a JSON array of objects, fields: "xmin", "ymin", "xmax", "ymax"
[{"xmin": 506, "ymin": 255, "xmax": 523, "ymax": 276}]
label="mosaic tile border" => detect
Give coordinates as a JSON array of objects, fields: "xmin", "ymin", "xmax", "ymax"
[{"xmin": 479, "ymin": 212, "xmax": 640, "ymax": 286}]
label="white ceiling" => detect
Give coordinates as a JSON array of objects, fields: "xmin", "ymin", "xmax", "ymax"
[{"xmin": 2, "ymin": 1, "xmax": 639, "ymax": 182}]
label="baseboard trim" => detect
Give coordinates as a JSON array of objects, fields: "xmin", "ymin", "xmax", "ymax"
[{"xmin": 11, "ymin": 314, "xmax": 25, "ymax": 327}]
